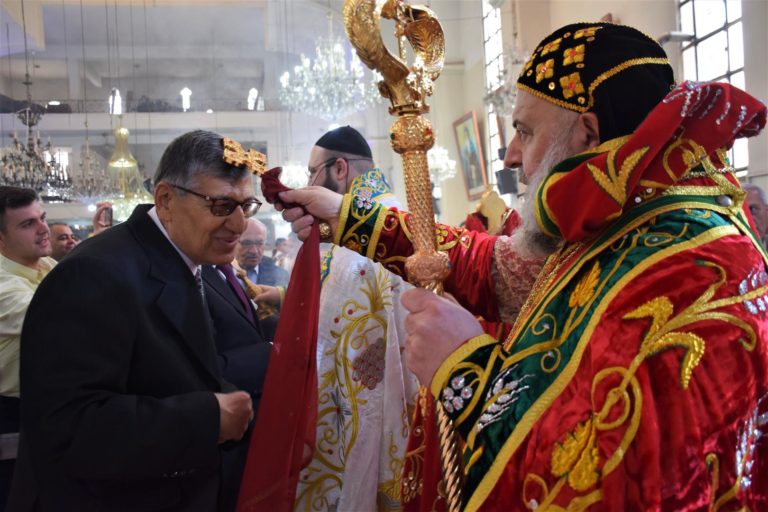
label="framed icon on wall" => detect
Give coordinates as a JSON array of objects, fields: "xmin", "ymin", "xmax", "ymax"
[{"xmin": 453, "ymin": 111, "xmax": 487, "ymax": 200}]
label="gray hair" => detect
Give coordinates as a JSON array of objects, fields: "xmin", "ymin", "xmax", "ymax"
[
  {"xmin": 744, "ymin": 183, "xmax": 768, "ymax": 205},
  {"xmin": 153, "ymin": 130, "xmax": 249, "ymax": 189}
]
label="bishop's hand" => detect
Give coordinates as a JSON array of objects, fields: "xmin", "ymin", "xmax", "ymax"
[
  {"xmin": 401, "ymin": 288, "xmax": 484, "ymax": 386},
  {"xmin": 276, "ymin": 187, "xmax": 343, "ymax": 241}
]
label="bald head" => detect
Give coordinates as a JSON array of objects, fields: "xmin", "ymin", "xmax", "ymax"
[{"xmin": 236, "ymin": 218, "xmax": 267, "ymax": 270}]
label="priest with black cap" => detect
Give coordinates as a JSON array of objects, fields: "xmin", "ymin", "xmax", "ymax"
[
  {"xmin": 277, "ymin": 22, "xmax": 768, "ymax": 510},
  {"xmin": 290, "ymin": 126, "xmax": 419, "ymax": 511}
]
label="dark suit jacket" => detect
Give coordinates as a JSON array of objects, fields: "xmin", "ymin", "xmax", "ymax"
[
  {"xmin": 256, "ymin": 256, "xmax": 289, "ymax": 288},
  {"xmin": 9, "ymin": 205, "xmax": 226, "ymax": 512},
  {"xmin": 202, "ymin": 265, "xmax": 270, "ymax": 408},
  {"xmin": 201, "ymin": 266, "xmax": 271, "ymax": 512}
]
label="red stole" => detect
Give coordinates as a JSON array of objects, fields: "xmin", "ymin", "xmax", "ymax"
[{"xmin": 237, "ymin": 168, "xmax": 320, "ymax": 511}]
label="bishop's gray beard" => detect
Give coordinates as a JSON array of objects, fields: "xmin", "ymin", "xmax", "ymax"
[{"xmin": 510, "ymin": 136, "xmax": 575, "ymax": 260}]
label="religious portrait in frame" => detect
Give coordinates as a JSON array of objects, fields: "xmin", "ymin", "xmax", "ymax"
[{"xmin": 453, "ymin": 111, "xmax": 487, "ymax": 199}]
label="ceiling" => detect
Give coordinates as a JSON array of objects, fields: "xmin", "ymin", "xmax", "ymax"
[{"xmin": 0, "ymin": 0, "xmax": 465, "ymax": 113}]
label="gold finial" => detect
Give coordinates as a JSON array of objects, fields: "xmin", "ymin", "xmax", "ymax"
[{"xmin": 222, "ymin": 137, "xmax": 267, "ymax": 176}]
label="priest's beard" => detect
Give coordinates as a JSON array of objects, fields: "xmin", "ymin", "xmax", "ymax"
[{"xmin": 510, "ymin": 133, "xmax": 576, "ymax": 260}]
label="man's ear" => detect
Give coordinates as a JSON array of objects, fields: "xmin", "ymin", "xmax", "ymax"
[
  {"xmin": 573, "ymin": 112, "xmax": 601, "ymax": 150},
  {"xmin": 153, "ymin": 182, "xmax": 173, "ymax": 223},
  {"xmin": 332, "ymin": 158, "xmax": 349, "ymax": 182}
]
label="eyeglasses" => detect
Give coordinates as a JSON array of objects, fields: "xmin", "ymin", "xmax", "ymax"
[
  {"xmin": 239, "ymin": 240, "xmax": 265, "ymax": 248},
  {"xmin": 170, "ymin": 184, "xmax": 262, "ymax": 217},
  {"xmin": 305, "ymin": 157, "xmax": 372, "ymax": 181},
  {"xmin": 306, "ymin": 157, "xmax": 338, "ymax": 181}
]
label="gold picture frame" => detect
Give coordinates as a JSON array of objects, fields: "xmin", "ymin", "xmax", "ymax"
[{"xmin": 453, "ymin": 111, "xmax": 487, "ymax": 200}]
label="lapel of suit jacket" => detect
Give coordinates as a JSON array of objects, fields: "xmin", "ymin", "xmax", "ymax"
[
  {"xmin": 126, "ymin": 205, "xmax": 222, "ymax": 387},
  {"xmin": 201, "ymin": 265, "xmax": 257, "ymax": 326}
]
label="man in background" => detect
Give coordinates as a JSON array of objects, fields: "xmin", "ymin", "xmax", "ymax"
[
  {"xmin": 745, "ymin": 183, "xmax": 768, "ymax": 248},
  {"xmin": 272, "ymin": 237, "xmax": 294, "ymax": 274},
  {"xmin": 48, "ymin": 223, "xmax": 77, "ymax": 261},
  {"xmin": 235, "ymin": 219, "xmax": 288, "ymax": 288},
  {"xmin": 0, "ymin": 186, "xmax": 56, "ymax": 510}
]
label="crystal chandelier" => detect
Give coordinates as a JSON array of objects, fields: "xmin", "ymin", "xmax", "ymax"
[
  {"xmin": 428, "ymin": 145, "xmax": 457, "ymax": 184},
  {"xmin": 71, "ymin": 138, "xmax": 114, "ymax": 202},
  {"xmin": 279, "ymin": 13, "xmax": 382, "ymax": 121},
  {"xmin": 70, "ymin": 2, "xmax": 119, "ymax": 205},
  {"xmin": 0, "ymin": 0, "xmax": 71, "ymax": 200},
  {"xmin": 105, "ymin": 127, "xmax": 153, "ymax": 221}
]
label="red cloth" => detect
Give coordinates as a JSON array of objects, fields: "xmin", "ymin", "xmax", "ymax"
[{"xmin": 237, "ymin": 168, "xmax": 320, "ymax": 511}]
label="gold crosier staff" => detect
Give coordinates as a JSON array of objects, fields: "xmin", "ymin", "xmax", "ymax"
[{"xmin": 343, "ymin": 1, "xmax": 463, "ymax": 509}]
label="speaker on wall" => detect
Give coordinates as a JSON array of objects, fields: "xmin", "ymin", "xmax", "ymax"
[{"xmin": 495, "ymin": 168, "xmax": 518, "ymax": 196}]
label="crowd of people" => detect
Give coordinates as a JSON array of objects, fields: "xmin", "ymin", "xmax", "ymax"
[{"xmin": 1, "ymin": 20, "xmax": 767, "ymax": 512}]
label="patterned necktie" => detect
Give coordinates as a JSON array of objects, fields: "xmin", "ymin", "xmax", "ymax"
[
  {"xmin": 194, "ymin": 267, "xmax": 205, "ymax": 298},
  {"xmin": 216, "ymin": 264, "xmax": 255, "ymax": 325}
]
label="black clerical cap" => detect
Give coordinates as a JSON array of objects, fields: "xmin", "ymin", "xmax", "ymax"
[
  {"xmin": 516, "ymin": 23, "xmax": 675, "ymax": 142},
  {"xmin": 315, "ymin": 126, "xmax": 372, "ymax": 159}
]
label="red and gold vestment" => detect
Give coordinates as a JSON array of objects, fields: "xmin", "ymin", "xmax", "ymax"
[{"xmin": 334, "ymin": 82, "xmax": 768, "ymax": 510}]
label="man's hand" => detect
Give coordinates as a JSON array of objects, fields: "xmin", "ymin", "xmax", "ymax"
[
  {"xmin": 215, "ymin": 391, "xmax": 253, "ymax": 443},
  {"xmin": 276, "ymin": 187, "xmax": 343, "ymax": 241},
  {"xmin": 92, "ymin": 201, "xmax": 113, "ymax": 236},
  {"xmin": 254, "ymin": 285, "xmax": 281, "ymax": 306},
  {"xmin": 401, "ymin": 288, "xmax": 484, "ymax": 386}
]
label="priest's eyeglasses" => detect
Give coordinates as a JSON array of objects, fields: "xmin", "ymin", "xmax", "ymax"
[
  {"xmin": 170, "ymin": 184, "xmax": 262, "ymax": 217},
  {"xmin": 306, "ymin": 157, "xmax": 372, "ymax": 181}
]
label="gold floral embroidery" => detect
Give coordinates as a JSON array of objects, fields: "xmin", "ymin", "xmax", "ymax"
[
  {"xmin": 624, "ymin": 297, "xmax": 705, "ymax": 389},
  {"xmin": 541, "ymin": 38, "xmax": 562, "ymax": 56},
  {"xmin": 563, "ymin": 44, "xmax": 585, "ymax": 66},
  {"xmin": 550, "ymin": 417, "xmax": 599, "ymax": 491},
  {"xmin": 521, "ymin": 260, "xmax": 763, "ymax": 510},
  {"xmin": 569, "ymin": 262, "xmax": 600, "ymax": 308},
  {"xmin": 587, "ymin": 145, "xmax": 651, "ymax": 205},
  {"xmin": 574, "ymin": 26, "xmax": 601, "ymax": 39},
  {"xmin": 296, "ymin": 261, "xmax": 408, "ymax": 511},
  {"xmin": 560, "ymin": 72, "xmax": 585, "ymax": 99},
  {"xmin": 536, "ymin": 59, "xmax": 555, "ymax": 83}
]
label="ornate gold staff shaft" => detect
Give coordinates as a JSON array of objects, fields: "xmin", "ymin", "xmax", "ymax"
[{"xmin": 343, "ymin": 1, "xmax": 463, "ymax": 509}]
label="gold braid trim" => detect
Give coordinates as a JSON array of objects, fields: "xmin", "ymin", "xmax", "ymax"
[
  {"xmin": 586, "ymin": 57, "xmax": 670, "ymax": 110},
  {"xmin": 517, "ymin": 57, "xmax": 670, "ymax": 113}
]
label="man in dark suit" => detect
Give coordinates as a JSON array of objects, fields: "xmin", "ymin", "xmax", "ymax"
[
  {"xmin": 9, "ymin": 130, "xmax": 257, "ymax": 511},
  {"xmin": 201, "ymin": 263, "xmax": 270, "ymax": 511},
  {"xmin": 235, "ymin": 218, "xmax": 288, "ymax": 288}
]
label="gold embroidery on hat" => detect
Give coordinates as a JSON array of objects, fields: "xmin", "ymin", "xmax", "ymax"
[
  {"xmin": 563, "ymin": 44, "xmax": 585, "ymax": 66},
  {"xmin": 541, "ymin": 38, "xmax": 562, "ymax": 56},
  {"xmin": 222, "ymin": 137, "xmax": 267, "ymax": 176},
  {"xmin": 574, "ymin": 26, "xmax": 601, "ymax": 39},
  {"xmin": 587, "ymin": 57, "xmax": 671, "ymax": 109},
  {"xmin": 536, "ymin": 58, "xmax": 555, "ymax": 83},
  {"xmin": 560, "ymin": 72, "xmax": 585, "ymax": 99}
]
